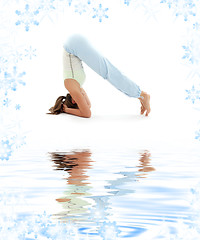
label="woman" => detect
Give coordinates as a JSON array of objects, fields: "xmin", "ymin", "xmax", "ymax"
[{"xmin": 62, "ymin": 34, "xmax": 150, "ymax": 118}]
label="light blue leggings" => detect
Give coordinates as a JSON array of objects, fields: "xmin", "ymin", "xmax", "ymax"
[{"xmin": 63, "ymin": 35, "xmax": 141, "ymax": 98}]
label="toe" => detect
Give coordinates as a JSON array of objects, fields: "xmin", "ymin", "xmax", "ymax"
[{"xmin": 141, "ymin": 106, "xmax": 145, "ymax": 115}]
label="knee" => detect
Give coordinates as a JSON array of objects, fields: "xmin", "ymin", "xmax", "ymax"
[{"xmin": 67, "ymin": 34, "xmax": 88, "ymax": 50}]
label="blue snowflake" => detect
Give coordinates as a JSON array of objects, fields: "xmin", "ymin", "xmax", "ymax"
[
  {"xmin": 3, "ymin": 98, "xmax": 10, "ymax": 107},
  {"xmin": 66, "ymin": 0, "xmax": 73, "ymax": 6},
  {"xmin": 11, "ymin": 135, "xmax": 26, "ymax": 149},
  {"xmin": 11, "ymin": 50, "xmax": 24, "ymax": 64},
  {"xmin": 24, "ymin": 46, "xmax": 37, "ymax": 60},
  {"xmin": 182, "ymin": 40, "xmax": 200, "ymax": 65},
  {"xmin": 89, "ymin": 206, "xmax": 108, "ymax": 223},
  {"xmin": 34, "ymin": 211, "xmax": 52, "ymax": 228},
  {"xmin": 99, "ymin": 221, "xmax": 121, "ymax": 239},
  {"xmin": 160, "ymin": 0, "xmax": 174, "ymax": 9},
  {"xmin": 0, "ymin": 219, "xmax": 22, "ymax": 240},
  {"xmin": 0, "ymin": 212, "xmax": 46, "ymax": 239},
  {"xmin": 0, "ymin": 190, "xmax": 26, "ymax": 208},
  {"xmin": 15, "ymin": 4, "xmax": 39, "ymax": 31},
  {"xmin": 0, "ymin": 139, "xmax": 13, "ymax": 161},
  {"xmin": 15, "ymin": 104, "xmax": 21, "ymax": 110},
  {"xmin": 47, "ymin": 221, "xmax": 78, "ymax": 239},
  {"xmin": 193, "ymin": 22, "xmax": 200, "ymax": 31},
  {"xmin": 175, "ymin": 1, "xmax": 196, "ymax": 22},
  {"xmin": 74, "ymin": 1, "xmax": 90, "ymax": 15},
  {"xmin": 161, "ymin": 0, "xmax": 196, "ymax": 21},
  {"xmin": 185, "ymin": 85, "xmax": 200, "ymax": 104},
  {"xmin": 88, "ymin": 197, "xmax": 109, "ymax": 223},
  {"xmin": 38, "ymin": 0, "xmax": 56, "ymax": 12},
  {"xmin": 182, "ymin": 45, "xmax": 193, "ymax": 63},
  {"xmin": 54, "ymin": 0, "xmax": 73, "ymax": 9},
  {"xmin": 0, "ymin": 57, "xmax": 8, "ymax": 74},
  {"xmin": 142, "ymin": 1, "xmax": 160, "ymax": 21},
  {"xmin": 2, "ymin": 66, "xmax": 26, "ymax": 95},
  {"xmin": 92, "ymin": 4, "xmax": 109, "ymax": 22},
  {"xmin": 195, "ymin": 130, "xmax": 200, "ymax": 141},
  {"xmin": 123, "ymin": 0, "xmax": 132, "ymax": 6},
  {"xmin": 24, "ymin": 212, "xmax": 79, "ymax": 239},
  {"xmin": 38, "ymin": 0, "xmax": 57, "ymax": 22}
]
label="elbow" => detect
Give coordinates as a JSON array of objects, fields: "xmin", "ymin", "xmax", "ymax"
[
  {"xmin": 85, "ymin": 112, "xmax": 91, "ymax": 118},
  {"xmin": 82, "ymin": 110, "xmax": 91, "ymax": 118}
]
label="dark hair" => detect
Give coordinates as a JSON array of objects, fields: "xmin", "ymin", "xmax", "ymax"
[
  {"xmin": 48, "ymin": 93, "xmax": 78, "ymax": 115},
  {"xmin": 65, "ymin": 94, "xmax": 78, "ymax": 109},
  {"xmin": 49, "ymin": 152, "xmax": 78, "ymax": 172}
]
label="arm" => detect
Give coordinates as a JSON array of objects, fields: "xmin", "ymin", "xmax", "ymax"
[
  {"xmin": 63, "ymin": 90, "xmax": 91, "ymax": 118},
  {"xmin": 63, "ymin": 106, "xmax": 90, "ymax": 118},
  {"xmin": 80, "ymin": 88, "xmax": 91, "ymax": 108}
]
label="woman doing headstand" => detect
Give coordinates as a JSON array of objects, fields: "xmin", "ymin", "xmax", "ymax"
[{"xmin": 62, "ymin": 35, "xmax": 151, "ymax": 118}]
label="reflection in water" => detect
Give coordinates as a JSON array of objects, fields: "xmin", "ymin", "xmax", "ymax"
[
  {"xmin": 49, "ymin": 149, "xmax": 155, "ymax": 234},
  {"xmin": 49, "ymin": 150, "xmax": 93, "ymax": 219},
  {"xmin": 105, "ymin": 171, "xmax": 136, "ymax": 196},
  {"xmin": 136, "ymin": 150, "xmax": 156, "ymax": 178},
  {"xmin": 51, "ymin": 150, "xmax": 93, "ymax": 186}
]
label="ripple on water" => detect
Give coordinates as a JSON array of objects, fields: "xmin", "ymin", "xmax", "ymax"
[
  {"xmin": 47, "ymin": 149, "xmax": 199, "ymax": 238},
  {"xmin": 1, "ymin": 148, "xmax": 200, "ymax": 239}
]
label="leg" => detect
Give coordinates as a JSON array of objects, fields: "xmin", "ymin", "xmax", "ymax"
[{"xmin": 63, "ymin": 35, "xmax": 141, "ymax": 98}]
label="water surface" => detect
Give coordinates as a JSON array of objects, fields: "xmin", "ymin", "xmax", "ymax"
[{"xmin": 1, "ymin": 148, "xmax": 199, "ymax": 239}]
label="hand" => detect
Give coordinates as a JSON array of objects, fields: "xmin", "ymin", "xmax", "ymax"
[{"xmin": 62, "ymin": 104, "xmax": 68, "ymax": 113}]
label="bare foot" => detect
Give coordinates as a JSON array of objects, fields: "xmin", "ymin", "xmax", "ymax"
[{"xmin": 139, "ymin": 91, "xmax": 151, "ymax": 116}]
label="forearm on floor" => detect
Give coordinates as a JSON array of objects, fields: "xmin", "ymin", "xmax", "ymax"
[{"xmin": 64, "ymin": 107, "xmax": 91, "ymax": 118}]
